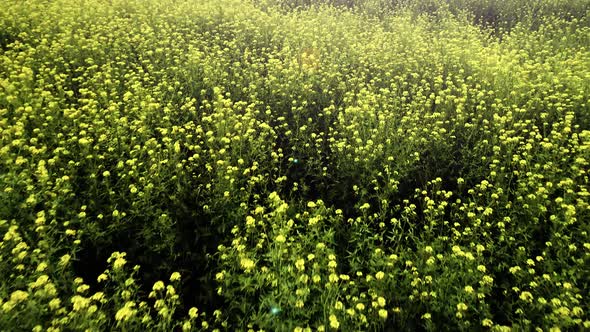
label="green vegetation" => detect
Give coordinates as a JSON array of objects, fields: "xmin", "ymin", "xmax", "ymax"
[{"xmin": 1, "ymin": 0, "xmax": 589, "ymax": 330}]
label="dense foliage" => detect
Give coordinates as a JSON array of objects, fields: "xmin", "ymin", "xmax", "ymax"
[{"xmin": 1, "ymin": 0, "xmax": 589, "ymax": 330}]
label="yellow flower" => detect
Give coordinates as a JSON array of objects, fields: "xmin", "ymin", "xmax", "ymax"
[
  {"xmin": 572, "ymin": 307, "xmax": 584, "ymax": 316},
  {"xmin": 295, "ymin": 259, "xmax": 305, "ymax": 271},
  {"xmin": 31, "ymin": 275, "xmax": 49, "ymax": 289},
  {"xmin": 113, "ymin": 256, "xmax": 127, "ymax": 270},
  {"xmin": 378, "ymin": 309, "xmax": 388, "ymax": 319},
  {"xmin": 329, "ymin": 314, "xmax": 340, "ymax": 329},
  {"xmin": 76, "ymin": 284, "xmax": 90, "ymax": 293},
  {"xmin": 36, "ymin": 262, "xmax": 48, "ymax": 272},
  {"xmin": 170, "ymin": 272, "xmax": 181, "ymax": 282},
  {"xmin": 329, "ymin": 274, "xmax": 339, "ymax": 283},
  {"xmin": 188, "ymin": 307, "xmax": 199, "ymax": 319},
  {"xmin": 71, "ymin": 295, "xmax": 90, "ymax": 311},
  {"xmin": 166, "ymin": 285, "xmax": 176, "ymax": 296},
  {"xmin": 152, "ymin": 281, "xmax": 165, "ymax": 292},
  {"xmin": 481, "ymin": 275, "xmax": 494, "ymax": 285},
  {"xmin": 10, "ymin": 290, "xmax": 29, "ymax": 303},
  {"xmin": 59, "ymin": 254, "xmax": 71, "ymax": 267},
  {"xmin": 246, "ymin": 216, "xmax": 255, "ymax": 227},
  {"xmin": 91, "ymin": 292, "xmax": 105, "ymax": 302},
  {"xmin": 308, "ymin": 216, "xmax": 320, "ymax": 226},
  {"xmin": 556, "ymin": 307, "xmax": 570, "ymax": 317},
  {"xmin": 377, "ymin": 297, "xmax": 386, "ymax": 307},
  {"xmin": 519, "ymin": 291, "xmax": 533, "ymax": 303},
  {"xmin": 115, "ymin": 301, "xmax": 137, "ymax": 322},
  {"xmin": 240, "ymin": 257, "xmax": 256, "ymax": 271},
  {"xmin": 48, "ymin": 298, "xmax": 61, "ymax": 310},
  {"xmin": 375, "ymin": 271, "xmax": 385, "ymax": 280},
  {"xmin": 275, "ymin": 234, "xmax": 286, "ymax": 243}
]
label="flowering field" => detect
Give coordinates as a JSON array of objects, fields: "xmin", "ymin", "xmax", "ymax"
[{"xmin": 1, "ymin": 0, "xmax": 590, "ymax": 330}]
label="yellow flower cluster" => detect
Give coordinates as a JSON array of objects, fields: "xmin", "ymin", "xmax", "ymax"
[{"xmin": 0, "ymin": 0, "xmax": 589, "ymax": 331}]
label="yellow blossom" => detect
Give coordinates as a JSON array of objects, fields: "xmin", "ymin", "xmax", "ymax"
[
  {"xmin": 153, "ymin": 281, "xmax": 165, "ymax": 292},
  {"xmin": 170, "ymin": 272, "xmax": 181, "ymax": 282},
  {"xmin": 10, "ymin": 290, "xmax": 29, "ymax": 303},
  {"xmin": 48, "ymin": 298, "xmax": 61, "ymax": 310},
  {"xmin": 115, "ymin": 301, "xmax": 137, "ymax": 322},
  {"xmin": 456, "ymin": 303, "xmax": 468, "ymax": 311},
  {"xmin": 329, "ymin": 314, "xmax": 340, "ymax": 329},
  {"xmin": 520, "ymin": 291, "xmax": 533, "ymax": 302},
  {"xmin": 188, "ymin": 307, "xmax": 199, "ymax": 319},
  {"xmin": 295, "ymin": 259, "xmax": 305, "ymax": 271},
  {"xmin": 71, "ymin": 295, "xmax": 90, "ymax": 311},
  {"xmin": 240, "ymin": 257, "xmax": 256, "ymax": 271},
  {"xmin": 59, "ymin": 254, "xmax": 71, "ymax": 267}
]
